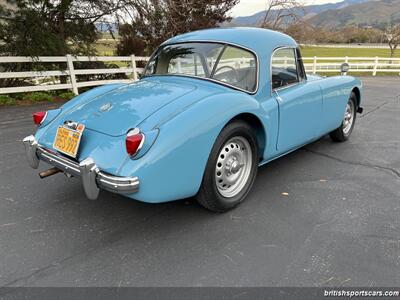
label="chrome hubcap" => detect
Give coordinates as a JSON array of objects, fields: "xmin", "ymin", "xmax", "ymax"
[
  {"xmin": 343, "ymin": 100, "xmax": 354, "ymax": 135},
  {"xmin": 215, "ymin": 136, "xmax": 252, "ymax": 198}
]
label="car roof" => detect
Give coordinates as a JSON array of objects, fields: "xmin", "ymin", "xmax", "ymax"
[{"xmin": 163, "ymin": 27, "xmax": 297, "ymax": 55}]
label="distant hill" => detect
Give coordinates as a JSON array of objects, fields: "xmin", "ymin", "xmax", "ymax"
[
  {"xmin": 233, "ymin": 0, "xmax": 371, "ymax": 27},
  {"xmin": 308, "ymin": 0, "xmax": 400, "ymax": 28},
  {"xmin": 232, "ymin": 0, "xmax": 400, "ymax": 29}
]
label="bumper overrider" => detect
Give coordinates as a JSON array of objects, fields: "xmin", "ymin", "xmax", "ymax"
[{"xmin": 22, "ymin": 135, "xmax": 140, "ymax": 200}]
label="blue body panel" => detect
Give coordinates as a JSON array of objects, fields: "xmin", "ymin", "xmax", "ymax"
[
  {"xmin": 33, "ymin": 28, "xmax": 362, "ymax": 203},
  {"xmin": 274, "ymin": 81, "xmax": 323, "ymax": 152}
]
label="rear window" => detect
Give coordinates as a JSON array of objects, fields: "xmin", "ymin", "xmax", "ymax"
[{"xmin": 144, "ymin": 42, "xmax": 257, "ymax": 93}]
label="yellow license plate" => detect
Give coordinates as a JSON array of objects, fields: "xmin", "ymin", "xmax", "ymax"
[{"xmin": 53, "ymin": 126, "xmax": 84, "ymax": 158}]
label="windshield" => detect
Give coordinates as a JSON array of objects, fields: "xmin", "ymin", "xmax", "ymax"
[{"xmin": 144, "ymin": 42, "xmax": 257, "ymax": 93}]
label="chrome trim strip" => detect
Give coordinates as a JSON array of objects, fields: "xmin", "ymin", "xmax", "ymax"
[
  {"xmin": 98, "ymin": 172, "xmax": 139, "ymax": 195},
  {"xmin": 97, "ymin": 178, "xmax": 140, "ymax": 193},
  {"xmin": 143, "ymin": 40, "xmax": 260, "ymax": 95},
  {"xmin": 23, "ymin": 136, "xmax": 140, "ymax": 199},
  {"xmin": 38, "ymin": 147, "xmax": 81, "ymax": 176},
  {"xmin": 39, "ymin": 112, "xmax": 48, "ymax": 126}
]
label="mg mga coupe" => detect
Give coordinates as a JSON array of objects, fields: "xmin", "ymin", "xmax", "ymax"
[{"xmin": 23, "ymin": 28, "xmax": 363, "ymax": 212}]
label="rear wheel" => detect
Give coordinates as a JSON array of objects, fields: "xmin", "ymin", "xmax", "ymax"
[
  {"xmin": 196, "ymin": 120, "xmax": 258, "ymax": 212},
  {"xmin": 329, "ymin": 93, "xmax": 357, "ymax": 142}
]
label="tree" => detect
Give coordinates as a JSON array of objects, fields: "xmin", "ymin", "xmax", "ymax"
[
  {"xmin": 385, "ymin": 24, "xmax": 400, "ymax": 58},
  {"xmin": 116, "ymin": 23, "xmax": 146, "ymax": 56},
  {"xmin": 260, "ymin": 0, "xmax": 304, "ymax": 30},
  {"xmin": 284, "ymin": 20, "xmax": 315, "ymax": 44},
  {"xmin": 0, "ymin": 0, "xmax": 130, "ymax": 88},
  {"xmin": 0, "ymin": 0, "xmax": 127, "ymax": 56},
  {"xmin": 116, "ymin": 0, "xmax": 238, "ymax": 56}
]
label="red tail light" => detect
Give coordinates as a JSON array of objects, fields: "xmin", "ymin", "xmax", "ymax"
[
  {"xmin": 32, "ymin": 111, "xmax": 47, "ymax": 125},
  {"xmin": 126, "ymin": 129, "xmax": 145, "ymax": 156}
]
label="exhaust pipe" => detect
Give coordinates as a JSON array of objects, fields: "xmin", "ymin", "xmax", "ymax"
[{"xmin": 39, "ymin": 167, "xmax": 62, "ymax": 179}]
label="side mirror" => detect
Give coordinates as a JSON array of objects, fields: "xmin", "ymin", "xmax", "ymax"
[{"xmin": 340, "ymin": 63, "xmax": 350, "ymax": 75}]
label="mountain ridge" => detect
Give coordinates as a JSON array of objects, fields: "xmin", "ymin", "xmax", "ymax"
[
  {"xmin": 308, "ymin": 0, "xmax": 400, "ymax": 28},
  {"xmin": 232, "ymin": 0, "xmax": 399, "ymax": 28}
]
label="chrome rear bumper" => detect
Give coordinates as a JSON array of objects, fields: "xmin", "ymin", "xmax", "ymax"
[{"xmin": 22, "ymin": 135, "xmax": 139, "ymax": 200}]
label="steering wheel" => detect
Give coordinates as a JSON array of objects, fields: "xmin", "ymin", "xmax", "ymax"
[{"xmin": 213, "ymin": 65, "xmax": 239, "ymax": 83}]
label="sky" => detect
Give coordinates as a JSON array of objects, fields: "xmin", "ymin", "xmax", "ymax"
[{"xmin": 230, "ymin": 0, "xmax": 344, "ymax": 17}]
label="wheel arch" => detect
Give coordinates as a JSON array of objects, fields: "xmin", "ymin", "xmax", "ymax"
[
  {"xmin": 228, "ymin": 113, "xmax": 266, "ymax": 162},
  {"xmin": 351, "ymin": 87, "xmax": 361, "ymax": 108}
]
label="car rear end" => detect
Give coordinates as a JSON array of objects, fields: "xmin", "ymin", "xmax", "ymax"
[{"xmin": 23, "ymin": 115, "xmax": 143, "ymax": 200}]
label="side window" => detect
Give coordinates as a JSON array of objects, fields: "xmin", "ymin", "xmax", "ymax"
[
  {"xmin": 271, "ymin": 48, "xmax": 298, "ymax": 90},
  {"xmin": 212, "ymin": 46, "xmax": 257, "ymax": 92}
]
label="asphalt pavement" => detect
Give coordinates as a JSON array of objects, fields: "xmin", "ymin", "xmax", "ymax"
[{"xmin": 0, "ymin": 77, "xmax": 399, "ymax": 287}]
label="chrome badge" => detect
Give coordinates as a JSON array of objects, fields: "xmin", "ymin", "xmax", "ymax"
[{"xmin": 100, "ymin": 102, "xmax": 112, "ymax": 112}]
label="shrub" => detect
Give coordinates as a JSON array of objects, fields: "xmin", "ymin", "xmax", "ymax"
[
  {"xmin": 58, "ymin": 92, "xmax": 75, "ymax": 100},
  {"xmin": 22, "ymin": 92, "xmax": 54, "ymax": 102},
  {"xmin": 0, "ymin": 90, "xmax": 76, "ymax": 105},
  {"xmin": 0, "ymin": 95, "xmax": 17, "ymax": 105}
]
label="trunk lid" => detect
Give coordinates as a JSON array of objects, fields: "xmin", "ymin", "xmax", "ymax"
[{"xmin": 60, "ymin": 79, "xmax": 196, "ymax": 136}]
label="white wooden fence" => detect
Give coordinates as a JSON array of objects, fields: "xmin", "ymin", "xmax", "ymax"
[
  {"xmin": 303, "ymin": 56, "xmax": 400, "ymax": 76},
  {"xmin": 1, "ymin": 55, "xmax": 400, "ymax": 95},
  {"xmin": 0, "ymin": 55, "xmax": 148, "ymax": 95}
]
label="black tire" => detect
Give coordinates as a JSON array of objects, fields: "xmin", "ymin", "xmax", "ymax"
[
  {"xmin": 196, "ymin": 120, "xmax": 259, "ymax": 212},
  {"xmin": 329, "ymin": 92, "xmax": 357, "ymax": 142}
]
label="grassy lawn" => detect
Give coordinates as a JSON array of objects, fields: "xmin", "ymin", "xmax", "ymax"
[
  {"xmin": 300, "ymin": 46, "xmax": 400, "ymax": 58},
  {"xmin": 95, "ymin": 40, "xmax": 118, "ymax": 56},
  {"xmin": 0, "ymin": 91, "xmax": 75, "ymax": 106},
  {"xmin": 100, "ymin": 33, "xmax": 120, "ymax": 40}
]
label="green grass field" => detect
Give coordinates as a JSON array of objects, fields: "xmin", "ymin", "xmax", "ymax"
[
  {"xmin": 95, "ymin": 40, "xmax": 119, "ymax": 56},
  {"xmin": 300, "ymin": 46, "xmax": 400, "ymax": 58}
]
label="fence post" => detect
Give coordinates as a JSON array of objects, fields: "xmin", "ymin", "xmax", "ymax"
[
  {"xmin": 373, "ymin": 56, "xmax": 379, "ymax": 76},
  {"xmin": 130, "ymin": 54, "xmax": 138, "ymax": 81},
  {"xmin": 66, "ymin": 54, "xmax": 78, "ymax": 95},
  {"xmin": 313, "ymin": 56, "xmax": 317, "ymax": 74}
]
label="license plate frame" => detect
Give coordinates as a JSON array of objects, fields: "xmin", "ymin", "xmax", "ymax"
[{"xmin": 53, "ymin": 125, "xmax": 84, "ymax": 158}]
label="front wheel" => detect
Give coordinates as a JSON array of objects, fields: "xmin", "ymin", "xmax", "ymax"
[
  {"xmin": 196, "ymin": 120, "xmax": 259, "ymax": 212},
  {"xmin": 329, "ymin": 93, "xmax": 357, "ymax": 142}
]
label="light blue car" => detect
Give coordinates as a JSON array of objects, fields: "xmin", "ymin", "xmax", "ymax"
[{"xmin": 23, "ymin": 28, "xmax": 363, "ymax": 212}]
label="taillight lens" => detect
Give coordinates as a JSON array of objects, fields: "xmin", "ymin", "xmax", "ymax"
[
  {"xmin": 126, "ymin": 129, "xmax": 145, "ymax": 156},
  {"xmin": 32, "ymin": 111, "xmax": 47, "ymax": 125}
]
